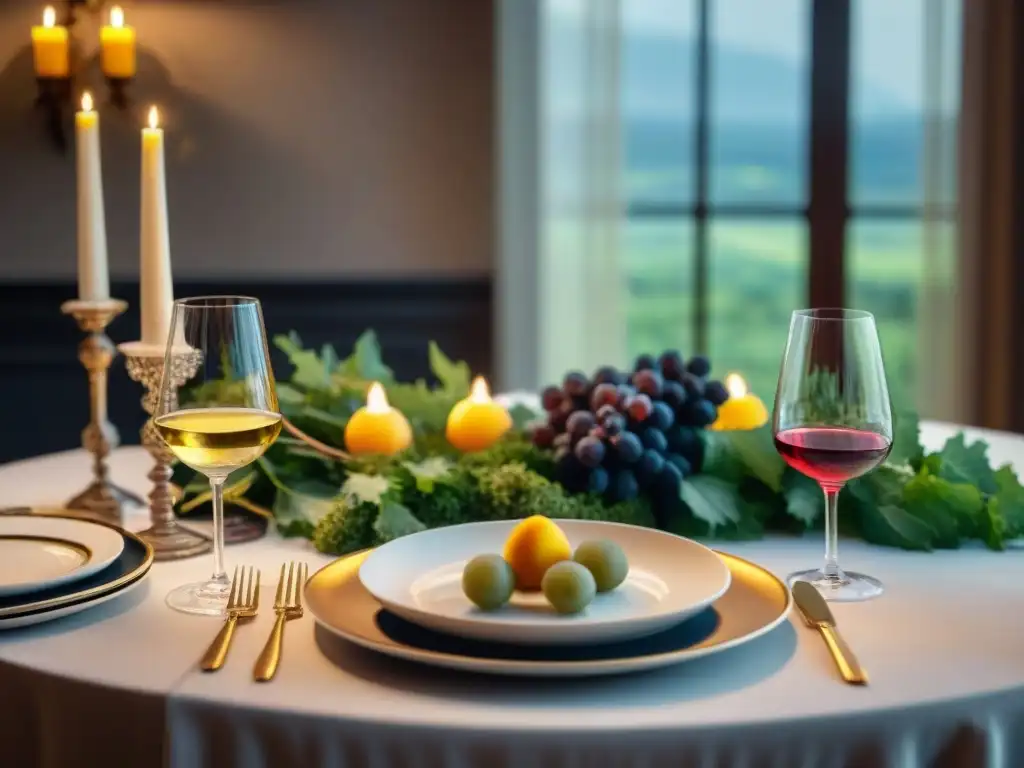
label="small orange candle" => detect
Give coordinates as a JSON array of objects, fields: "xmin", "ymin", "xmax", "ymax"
[
  {"xmin": 343, "ymin": 383, "xmax": 412, "ymax": 456},
  {"xmin": 711, "ymin": 373, "xmax": 769, "ymax": 431},
  {"xmin": 446, "ymin": 376, "xmax": 512, "ymax": 452}
]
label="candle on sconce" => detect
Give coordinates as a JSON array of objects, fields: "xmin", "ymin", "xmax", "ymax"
[
  {"xmin": 344, "ymin": 383, "xmax": 413, "ymax": 456},
  {"xmin": 140, "ymin": 106, "xmax": 174, "ymax": 347},
  {"xmin": 101, "ymin": 6, "xmax": 137, "ymax": 79},
  {"xmin": 446, "ymin": 376, "xmax": 512, "ymax": 452},
  {"xmin": 710, "ymin": 373, "xmax": 769, "ymax": 431},
  {"xmin": 75, "ymin": 92, "xmax": 110, "ymax": 301},
  {"xmin": 31, "ymin": 6, "xmax": 69, "ymax": 78}
]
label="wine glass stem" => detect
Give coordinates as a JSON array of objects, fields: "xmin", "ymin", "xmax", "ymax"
[
  {"xmin": 823, "ymin": 487, "xmax": 841, "ymax": 579},
  {"xmin": 210, "ymin": 475, "xmax": 227, "ymax": 582}
]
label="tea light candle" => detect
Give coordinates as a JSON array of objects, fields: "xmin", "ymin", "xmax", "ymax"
[
  {"xmin": 710, "ymin": 373, "xmax": 769, "ymax": 431},
  {"xmin": 101, "ymin": 6, "xmax": 136, "ymax": 79},
  {"xmin": 75, "ymin": 92, "xmax": 110, "ymax": 301},
  {"xmin": 32, "ymin": 6, "xmax": 69, "ymax": 78},
  {"xmin": 446, "ymin": 376, "xmax": 513, "ymax": 452},
  {"xmin": 344, "ymin": 383, "xmax": 413, "ymax": 456}
]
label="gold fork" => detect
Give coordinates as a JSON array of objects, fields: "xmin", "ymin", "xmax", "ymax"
[
  {"xmin": 200, "ymin": 566, "xmax": 260, "ymax": 672},
  {"xmin": 253, "ymin": 561, "xmax": 307, "ymax": 682}
]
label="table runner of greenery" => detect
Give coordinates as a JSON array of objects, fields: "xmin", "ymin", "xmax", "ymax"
[{"xmin": 174, "ymin": 332, "xmax": 1024, "ymax": 555}]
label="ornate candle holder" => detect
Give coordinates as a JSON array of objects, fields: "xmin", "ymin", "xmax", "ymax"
[
  {"xmin": 61, "ymin": 299, "xmax": 143, "ymax": 524},
  {"xmin": 120, "ymin": 341, "xmax": 211, "ymax": 560}
]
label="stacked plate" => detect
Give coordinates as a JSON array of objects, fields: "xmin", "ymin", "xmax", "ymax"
[
  {"xmin": 0, "ymin": 514, "xmax": 154, "ymax": 630},
  {"xmin": 306, "ymin": 520, "xmax": 792, "ymax": 677}
]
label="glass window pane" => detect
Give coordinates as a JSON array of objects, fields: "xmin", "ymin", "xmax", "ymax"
[
  {"xmin": 623, "ymin": 218, "xmax": 695, "ymax": 360},
  {"xmin": 846, "ymin": 220, "xmax": 925, "ymax": 406},
  {"xmin": 622, "ymin": 0, "xmax": 697, "ymax": 206},
  {"xmin": 709, "ymin": 0, "xmax": 809, "ymax": 205},
  {"xmin": 851, "ymin": 0, "xmax": 925, "ymax": 206},
  {"xmin": 709, "ymin": 220, "xmax": 807, "ymax": 401}
]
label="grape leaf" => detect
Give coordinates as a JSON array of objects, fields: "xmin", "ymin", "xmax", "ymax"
[
  {"xmin": 700, "ymin": 426, "xmax": 780, "ymax": 485},
  {"xmin": 272, "ymin": 480, "xmax": 338, "ymax": 526},
  {"xmin": 989, "ymin": 464, "xmax": 1024, "ymax": 540},
  {"xmin": 699, "ymin": 431, "xmax": 747, "ymax": 483},
  {"xmin": 509, "ymin": 404, "xmax": 539, "ymax": 431},
  {"xmin": 428, "ymin": 341, "xmax": 471, "ymax": 397},
  {"xmin": 341, "ymin": 473, "xmax": 391, "ymax": 505},
  {"xmin": 936, "ymin": 434, "xmax": 997, "ymax": 494},
  {"xmin": 678, "ymin": 476, "xmax": 743, "ymax": 532},
  {"xmin": 402, "ymin": 457, "xmax": 454, "ymax": 493},
  {"xmin": 856, "ymin": 503, "xmax": 935, "ymax": 551},
  {"xmin": 781, "ymin": 469, "xmax": 823, "ymax": 527},
  {"xmin": 274, "ymin": 332, "xmax": 332, "ymax": 390},
  {"xmin": 276, "ymin": 383, "xmax": 306, "ymax": 405},
  {"xmin": 350, "ymin": 330, "xmax": 393, "ymax": 382},
  {"xmin": 901, "ymin": 468, "xmax": 978, "ymax": 548},
  {"xmin": 374, "ymin": 502, "xmax": 427, "ymax": 542},
  {"xmin": 978, "ymin": 500, "xmax": 1007, "ymax": 551},
  {"xmin": 847, "ymin": 465, "xmax": 908, "ymax": 508},
  {"xmin": 888, "ymin": 410, "xmax": 924, "ymax": 467}
]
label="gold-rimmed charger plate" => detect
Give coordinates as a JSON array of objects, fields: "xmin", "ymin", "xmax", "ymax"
[
  {"xmin": 306, "ymin": 548, "xmax": 792, "ymax": 677},
  {"xmin": 0, "ymin": 514, "xmax": 154, "ymax": 624}
]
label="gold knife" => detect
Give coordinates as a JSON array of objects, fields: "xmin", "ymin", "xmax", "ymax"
[{"xmin": 792, "ymin": 581, "xmax": 868, "ymax": 685}]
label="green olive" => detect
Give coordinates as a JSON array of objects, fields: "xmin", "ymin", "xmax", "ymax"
[
  {"xmin": 462, "ymin": 554, "xmax": 515, "ymax": 611},
  {"xmin": 541, "ymin": 561, "xmax": 596, "ymax": 615},
  {"xmin": 573, "ymin": 539, "xmax": 629, "ymax": 593}
]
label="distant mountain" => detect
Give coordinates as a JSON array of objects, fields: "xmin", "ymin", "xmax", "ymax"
[{"xmin": 546, "ymin": 25, "xmax": 915, "ymax": 124}]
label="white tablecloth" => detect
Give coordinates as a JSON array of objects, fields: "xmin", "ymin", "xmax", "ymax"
[{"xmin": 2, "ymin": 422, "xmax": 1024, "ymax": 768}]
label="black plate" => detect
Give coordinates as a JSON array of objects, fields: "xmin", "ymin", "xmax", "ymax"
[
  {"xmin": 0, "ymin": 517, "xmax": 153, "ymax": 619},
  {"xmin": 375, "ymin": 607, "xmax": 721, "ymax": 662}
]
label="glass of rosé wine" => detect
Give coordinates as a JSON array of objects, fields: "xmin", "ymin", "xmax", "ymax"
[{"xmin": 774, "ymin": 309, "xmax": 893, "ymax": 602}]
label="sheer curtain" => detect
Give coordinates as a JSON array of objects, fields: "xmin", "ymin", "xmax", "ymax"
[
  {"xmin": 916, "ymin": 0, "xmax": 962, "ymax": 420},
  {"xmin": 497, "ymin": 0, "xmax": 625, "ymax": 391}
]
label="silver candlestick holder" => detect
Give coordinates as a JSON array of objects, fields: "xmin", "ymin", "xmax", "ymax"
[
  {"xmin": 120, "ymin": 341, "xmax": 211, "ymax": 560},
  {"xmin": 61, "ymin": 299, "xmax": 144, "ymax": 524}
]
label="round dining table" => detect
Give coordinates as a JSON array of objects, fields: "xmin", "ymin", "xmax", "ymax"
[{"xmin": 2, "ymin": 421, "xmax": 1024, "ymax": 768}]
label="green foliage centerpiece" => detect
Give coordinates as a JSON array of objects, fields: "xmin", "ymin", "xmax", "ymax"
[{"xmin": 174, "ymin": 331, "xmax": 1024, "ymax": 555}]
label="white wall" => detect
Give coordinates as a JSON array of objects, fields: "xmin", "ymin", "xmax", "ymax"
[{"xmin": 0, "ymin": 0, "xmax": 493, "ymax": 279}]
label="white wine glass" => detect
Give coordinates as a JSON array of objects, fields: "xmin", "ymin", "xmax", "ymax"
[{"xmin": 155, "ymin": 296, "xmax": 281, "ymax": 616}]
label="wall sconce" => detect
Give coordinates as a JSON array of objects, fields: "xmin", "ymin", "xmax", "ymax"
[
  {"xmin": 30, "ymin": 1, "xmax": 137, "ymax": 151},
  {"xmin": 32, "ymin": 5, "xmax": 72, "ymax": 151},
  {"xmin": 101, "ymin": 6, "xmax": 136, "ymax": 109}
]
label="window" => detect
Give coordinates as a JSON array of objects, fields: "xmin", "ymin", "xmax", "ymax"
[{"xmin": 618, "ymin": 0, "xmax": 961, "ymax": 407}]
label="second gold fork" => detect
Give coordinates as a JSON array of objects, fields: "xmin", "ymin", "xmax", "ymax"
[{"xmin": 201, "ymin": 566, "xmax": 260, "ymax": 672}]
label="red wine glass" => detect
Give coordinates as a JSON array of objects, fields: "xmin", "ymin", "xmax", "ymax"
[{"xmin": 773, "ymin": 309, "xmax": 893, "ymax": 601}]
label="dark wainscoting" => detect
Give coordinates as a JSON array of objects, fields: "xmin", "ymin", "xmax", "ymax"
[{"xmin": 0, "ymin": 279, "xmax": 492, "ymax": 463}]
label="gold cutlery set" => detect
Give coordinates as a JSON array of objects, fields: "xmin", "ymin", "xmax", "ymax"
[
  {"xmin": 201, "ymin": 561, "xmax": 308, "ymax": 681},
  {"xmin": 792, "ymin": 581, "xmax": 868, "ymax": 686}
]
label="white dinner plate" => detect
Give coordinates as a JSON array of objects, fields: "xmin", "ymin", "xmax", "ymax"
[
  {"xmin": 358, "ymin": 520, "xmax": 732, "ymax": 645},
  {"xmin": 0, "ymin": 516, "xmax": 124, "ymax": 598}
]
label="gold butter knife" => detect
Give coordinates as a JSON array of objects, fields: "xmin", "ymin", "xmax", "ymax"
[{"xmin": 792, "ymin": 581, "xmax": 868, "ymax": 686}]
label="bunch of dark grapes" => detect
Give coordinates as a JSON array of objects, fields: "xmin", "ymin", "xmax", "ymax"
[{"xmin": 532, "ymin": 352, "xmax": 730, "ymax": 509}]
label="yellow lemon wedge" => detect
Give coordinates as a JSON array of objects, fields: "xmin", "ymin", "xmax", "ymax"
[{"xmin": 502, "ymin": 515, "xmax": 572, "ymax": 590}]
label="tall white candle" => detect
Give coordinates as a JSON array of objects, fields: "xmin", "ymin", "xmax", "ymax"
[
  {"xmin": 140, "ymin": 106, "xmax": 174, "ymax": 346},
  {"xmin": 75, "ymin": 92, "xmax": 110, "ymax": 301}
]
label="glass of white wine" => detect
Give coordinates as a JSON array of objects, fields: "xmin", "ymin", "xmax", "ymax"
[{"xmin": 155, "ymin": 296, "xmax": 282, "ymax": 616}]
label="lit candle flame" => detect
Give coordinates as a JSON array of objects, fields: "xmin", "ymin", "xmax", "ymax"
[
  {"xmin": 147, "ymin": 106, "xmax": 159, "ymax": 130},
  {"xmin": 43, "ymin": 6, "xmax": 55, "ymax": 28},
  {"xmin": 469, "ymin": 376, "xmax": 491, "ymax": 404},
  {"xmin": 366, "ymin": 382, "xmax": 390, "ymax": 414},
  {"xmin": 110, "ymin": 5, "xmax": 124, "ymax": 28},
  {"xmin": 725, "ymin": 373, "xmax": 748, "ymax": 399},
  {"xmin": 80, "ymin": 91, "xmax": 93, "ymax": 112}
]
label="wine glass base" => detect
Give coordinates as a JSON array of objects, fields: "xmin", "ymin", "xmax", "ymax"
[
  {"xmin": 787, "ymin": 569, "xmax": 884, "ymax": 602},
  {"xmin": 165, "ymin": 576, "xmax": 232, "ymax": 616}
]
